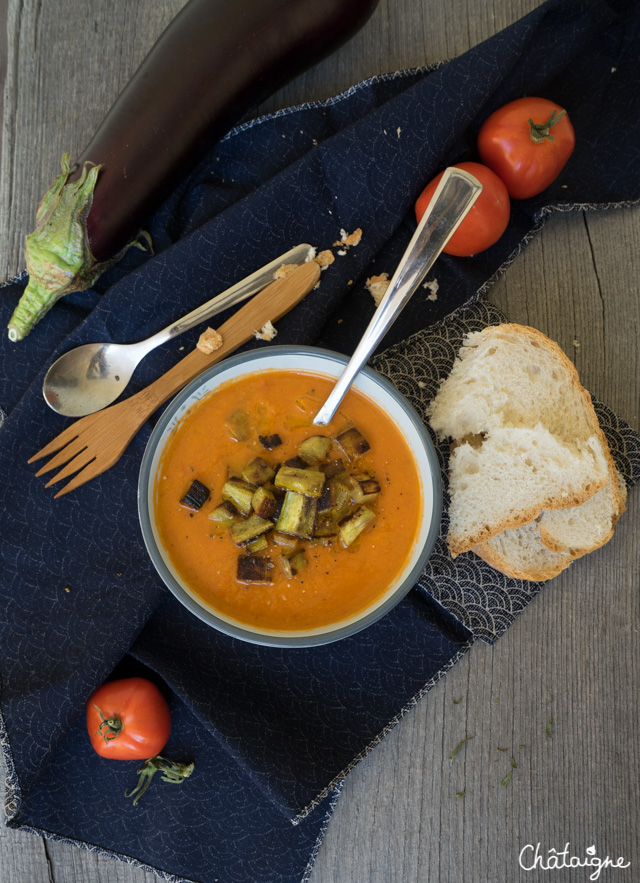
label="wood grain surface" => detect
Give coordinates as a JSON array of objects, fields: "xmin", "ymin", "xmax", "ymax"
[{"xmin": 1, "ymin": 1, "xmax": 638, "ymax": 882}]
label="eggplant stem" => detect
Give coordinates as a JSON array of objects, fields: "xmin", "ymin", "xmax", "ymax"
[{"xmin": 7, "ymin": 154, "xmax": 150, "ymax": 341}]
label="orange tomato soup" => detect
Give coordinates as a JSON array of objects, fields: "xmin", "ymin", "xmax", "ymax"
[{"xmin": 154, "ymin": 369, "xmax": 423, "ymax": 632}]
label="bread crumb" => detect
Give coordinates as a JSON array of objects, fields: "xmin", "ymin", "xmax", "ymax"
[
  {"xmin": 254, "ymin": 320, "xmax": 278, "ymax": 341},
  {"xmin": 366, "ymin": 273, "xmax": 390, "ymax": 306},
  {"xmin": 337, "ymin": 249, "xmax": 347, "ymax": 256},
  {"xmin": 197, "ymin": 327, "xmax": 224, "ymax": 354},
  {"xmin": 397, "ymin": 127, "xmax": 402, "ymax": 138},
  {"xmin": 314, "ymin": 249, "xmax": 335, "ymax": 269},
  {"xmin": 333, "ymin": 227, "xmax": 363, "ymax": 248},
  {"xmin": 273, "ymin": 263, "xmax": 297, "ymax": 280},
  {"xmin": 573, "ymin": 339, "xmax": 581, "ymax": 349},
  {"xmin": 423, "ymin": 278, "xmax": 439, "ymax": 301},
  {"xmin": 305, "ymin": 247, "xmax": 317, "ymax": 262}
]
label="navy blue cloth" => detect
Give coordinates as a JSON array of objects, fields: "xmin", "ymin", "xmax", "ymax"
[{"xmin": 2, "ymin": 1, "xmax": 640, "ymax": 881}]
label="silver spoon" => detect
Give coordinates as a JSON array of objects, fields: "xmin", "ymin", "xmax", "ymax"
[
  {"xmin": 313, "ymin": 167, "xmax": 483, "ymax": 425},
  {"xmin": 43, "ymin": 243, "xmax": 314, "ymax": 417}
]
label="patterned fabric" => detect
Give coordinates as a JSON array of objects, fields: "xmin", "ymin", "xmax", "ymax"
[{"xmin": 1, "ymin": 2, "xmax": 640, "ymax": 882}]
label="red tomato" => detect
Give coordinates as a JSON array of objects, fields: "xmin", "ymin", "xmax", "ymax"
[
  {"xmin": 86, "ymin": 677, "xmax": 171, "ymax": 760},
  {"xmin": 415, "ymin": 161, "xmax": 510, "ymax": 257},
  {"xmin": 477, "ymin": 97, "xmax": 575, "ymax": 199}
]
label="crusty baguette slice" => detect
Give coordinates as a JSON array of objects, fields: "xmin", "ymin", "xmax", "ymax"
[{"xmin": 428, "ymin": 324, "xmax": 611, "ymax": 558}]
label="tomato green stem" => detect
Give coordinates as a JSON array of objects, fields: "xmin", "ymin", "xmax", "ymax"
[
  {"xmin": 94, "ymin": 704, "xmax": 124, "ymax": 743},
  {"xmin": 528, "ymin": 108, "xmax": 566, "ymax": 144},
  {"xmin": 125, "ymin": 755, "xmax": 195, "ymax": 806}
]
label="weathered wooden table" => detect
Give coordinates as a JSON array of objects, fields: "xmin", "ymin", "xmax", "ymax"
[{"xmin": 1, "ymin": 1, "xmax": 638, "ymax": 881}]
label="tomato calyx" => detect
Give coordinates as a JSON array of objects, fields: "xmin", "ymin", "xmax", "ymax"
[
  {"xmin": 125, "ymin": 755, "xmax": 195, "ymax": 806},
  {"xmin": 94, "ymin": 704, "xmax": 124, "ymax": 743},
  {"xmin": 528, "ymin": 108, "xmax": 567, "ymax": 144}
]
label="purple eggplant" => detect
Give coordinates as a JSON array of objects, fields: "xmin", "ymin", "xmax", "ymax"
[{"xmin": 8, "ymin": 0, "xmax": 379, "ymax": 341}]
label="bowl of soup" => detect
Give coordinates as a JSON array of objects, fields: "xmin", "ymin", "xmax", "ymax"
[{"xmin": 138, "ymin": 346, "xmax": 441, "ymax": 647}]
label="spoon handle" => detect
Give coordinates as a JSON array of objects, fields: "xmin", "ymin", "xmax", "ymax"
[
  {"xmin": 139, "ymin": 243, "xmax": 314, "ymax": 353},
  {"xmin": 313, "ymin": 167, "xmax": 483, "ymax": 426}
]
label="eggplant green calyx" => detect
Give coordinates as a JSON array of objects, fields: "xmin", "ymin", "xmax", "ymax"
[
  {"xmin": 125, "ymin": 755, "xmax": 195, "ymax": 806},
  {"xmin": 8, "ymin": 155, "xmax": 153, "ymax": 342},
  {"xmin": 7, "ymin": 154, "xmax": 110, "ymax": 341},
  {"xmin": 528, "ymin": 108, "xmax": 567, "ymax": 144}
]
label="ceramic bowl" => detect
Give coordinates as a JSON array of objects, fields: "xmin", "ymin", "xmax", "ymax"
[{"xmin": 138, "ymin": 346, "xmax": 441, "ymax": 647}]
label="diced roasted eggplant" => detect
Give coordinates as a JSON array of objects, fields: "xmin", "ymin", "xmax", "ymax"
[
  {"xmin": 245, "ymin": 535, "xmax": 269, "ymax": 553},
  {"xmin": 222, "ymin": 478, "xmax": 256, "ymax": 515},
  {"xmin": 258, "ymin": 433, "xmax": 282, "ymax": 450},
  {"xmin": 207, "ymin": 500, "xmax": 239, "ymax": 529},
  {"xmin": 344, "ymin": 473, "xmax": 381, "ymax": 504},
  {"xmin": 319, "ymin": 477, "xmax": 347, "ymax": 512},
  {"xmin": 283, "ymin": 455, "xmax": 308, "ymax": 469},
  {"xmin": 356, "ymin": 476, "xmax": 381, "ymax": 499},
  {"xmin": 280, "ymin": 549, "xmax": 308, "ymax": 578},
  {"xmin": 237, "ymin": 555, "xmax": 273, "ymax": 583},
  {"xmin": 252, "ymin": 485, "xmax": 278, "ymax": 519},
  {"xmin": 313, "ymin": 512, "xmax": 339, "ymax": 538},
  {"xmin": 275, "ymin": 491, "xmax": 317, "ymax": 539},
  {"xmin": 180, "ymin": 479, "xmax": 210, "ymax": 511},
  {"xmin": 225, "ymin": 409, "xmax": 253, "ymax": 442},
  {"xmin": 336, "ymin": 426, "xmax": 371, "ymax": 458},
  {"xmin": 320, "ymin": 458, "xmax": 346, "ymax": 479},
  {"xmin": 338, "ymin": 506, "xmax": 375, "ymax": 547},
  {"xmin": 274, "ymin": 465, "xmax": 325, "ymax": 497},
  {"xmin": 241, "ymin": 456, "xmax": 275, "ymax": 486},
  {"xmin": 320, "ymin": 477, "xmax": 353, "ymax": 520},
  {"xmin": 271, "ymin": 532, "xmax": 300, "ymax": 551},
  {"xmin": 297, "ymin": 435, "xmax": 331, "ymax": 465},
  {"xmin": 230, "ymin": 513, "xmax": 273, "ymax": 546},
  {"xmin": 179, "ymin": 411, "xmax": 385, "ymax": 588}
]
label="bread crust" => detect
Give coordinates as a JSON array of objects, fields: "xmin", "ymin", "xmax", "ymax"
[{"xmin": 472, "ymin": 535, "xmax": 573, "ymax": 581}]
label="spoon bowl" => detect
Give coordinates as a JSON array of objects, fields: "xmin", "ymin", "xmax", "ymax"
[{"xmin": 43, "ymin": 341, "xmax": 143, "ymax": 415}]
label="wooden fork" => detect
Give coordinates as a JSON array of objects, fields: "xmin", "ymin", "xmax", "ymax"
[{"xmin": 29, "ymin": 261, "xmax": 321, "ymax": 497}]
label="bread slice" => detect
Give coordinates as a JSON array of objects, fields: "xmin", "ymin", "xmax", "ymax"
[
  {"xmin": 473, "ymin": 471, "xmax": 627, "ymax": 581},
  {"xmin": 428, "ymin": 324, "xmax": 612, "ymax": 558},
  {"xmin": 472, "ymin": 522, "xmax": 573, "ymax": 581}
]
